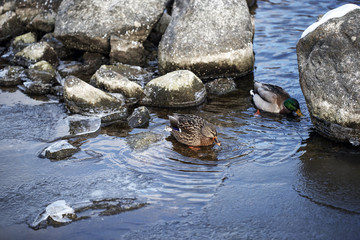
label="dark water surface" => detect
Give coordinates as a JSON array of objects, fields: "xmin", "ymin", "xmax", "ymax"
[{"xmin": 1, "ymin": 0, "xmax": 360, "ymax": 239}]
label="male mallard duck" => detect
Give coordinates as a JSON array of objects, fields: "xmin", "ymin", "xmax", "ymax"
[
  {"xmin": 168, "ymin": 114, "xmax": 221, "ymax": 147},
  {"xmin": 250, "ymin": 81, "xmax": 303, "ymax": 116}
]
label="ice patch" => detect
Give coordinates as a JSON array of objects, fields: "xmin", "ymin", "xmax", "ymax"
[
  {"xmin": 301, "ymin": 4, "xmax": 360, "ymax": 38},
  {"xmin": 31, "ymin": 200, "xmax": 75, "ymax": 228}
]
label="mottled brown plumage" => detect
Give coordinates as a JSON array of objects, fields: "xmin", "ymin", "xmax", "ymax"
[{"xmin": 168, "ymin": 114, "xmax": 221, "ymax": 147}]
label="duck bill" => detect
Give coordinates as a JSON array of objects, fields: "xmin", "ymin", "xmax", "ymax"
[
  {"xmin": 214, "ymin": 137, "xmax": 221, "ymax": 146},
  {"xmin": 296, "ymin": 109, "xmax": 304, "ymax": 117}
]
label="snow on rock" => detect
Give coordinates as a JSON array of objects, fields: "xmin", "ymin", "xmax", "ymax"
[{"xmin": 301, "ymin": 4, "xmax": 360, "ymax": 38}]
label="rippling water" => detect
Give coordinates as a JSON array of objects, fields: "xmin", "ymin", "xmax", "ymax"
[{"xmin": 1, "ymin": 0, "xmax": 360, "ymax": 239}]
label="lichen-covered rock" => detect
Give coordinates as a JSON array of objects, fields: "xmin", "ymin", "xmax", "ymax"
[
  {"xmin": 140, "ymin": 70, "xmax": 206, "ymax": 108},
  {"xmin": 158, "ymin": 0, "xmax": 254, "ymax": 79},
  {"xmin": 14, "ymin": 42, "xmax": 59, "ymax": 67},
  {"xmin": 91, "ymin": 66, "xmax": 145, "ymax": 100},
  {"xmin": 297, "ymin": 4, "xmax": 360, "ymax": 143},
  {"xmin": 40, "ymin": 140, "xmax": 79, "ymax": 160},
  {"xmin": 0, "ymin": 11, "xmax": 24, "ymax": 43},
  {"xmin": 12, "ymin": 32, "xmax": 37, "ymax": 52},
  {"xmin": 205, "ymin": 78, "xmax": 236, "ymax": 96},
  {"xmin": 127, "ymin": 106, "xmax": 150, "ymax": 128},
  {"xmin": 0, "ymin": 66, "xmax": 25, "ymax": 87},
  {"xmin": 63, "ymin": 76, "xmax": 128, "ymax": 123},
  {"xmin": 54, "ymin": 0, "xmax": 168, "ymax": 58}
]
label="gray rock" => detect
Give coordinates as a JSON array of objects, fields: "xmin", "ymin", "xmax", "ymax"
[
  {"xmin": 91, "ymin": 66, "xmax": 145, "ymax": 100},
  {"xmin": 28, "ymin": 10, "xmax": 56, "ymax": 33},
  {"xmin": 0, "ymin": 66, "xmax": 25, "ymax": 87},
  {"xmin": 109, "ymin": 35, "xmax": 149, "ymax": 66},
  {"xmin": 297, "ymin": 6, "xmax": 360, "ymax": 143},
  {"xmin": 54, "ymin": 0, "xmax": 168, "ymax": 56},
  {"xmin": 158, "ymin": 0, "xmax": 255, "ymax": 79},
  {"xmin": 0, "ymin": 11, "xmax": 24, "ymax": 43},
  {"xmin": 40, "ymin": 140, "xmax": 79, "ymax": 160},
  {"xmin": 41, "ymin": 33, "xmax": 76, "ymax": 59},
  {"xmin": 127, "ymin": 106, "xmax": 150, "ymax": 128},
  {"xmin": 205, "ymin": 78, "xmax": 236, "ymax": 96},
  {"xmin": 140, "ymin": 70, "xmax": 206, "ymax": 108},
  {"xmin": 63, "ymin": 76, "xmax": 128, "ymax": 123},
  {"xmin": 14, "ymin": 42, "xmax": 59, "ymax": 67}
]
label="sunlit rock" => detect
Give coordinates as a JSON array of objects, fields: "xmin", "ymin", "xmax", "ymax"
[
  {"xmin": 14, "ymin": 42, "xmax": 59, "ymax": 67},
  {"xmin": 140, "ymin": 70, "xmax": 206, "ymax": 108},
  {"xmin": 12, "ymin": 32, "xmax": 37, "ymax": 52},
  {"xmin": 205, "ymin": 78, "xmax": 236, "ymax": 96},
  {"xmin": 0, "ymin": 11, "xmax": 24, "ymax": 43},
  {"xmin": 297, "ymin": 4, "xmax": 360, "ymax": 143},
  {"xmin": 54, "ymin": 0, "xmax": 168, "ymax": 59},
  {"xmin": 63, "ymin": 76, "xmax": 128, "ymax": 123},
  {"xmin": 127, "ymin": 106, "xmax": 150, "ymax": 128},
  {"xmin": 158, "ymin": 0, "xmax": 255, "ymax": 79},
  {"xmin": 91, "ymin": 66, "xmax": 145, "ymax": 100},
  {"xmin": 40, "ymin": 140, "xmax": 79, "ymax": 160},
  {"xmin": 22, "ymin": 60, "xmax": 56, "ymax": 95},
  {"xmin": 0, "ymin": 66, "xmax": 25, "ymax": 87},
  {"xmin": 31, "ymin": 200, "xmax": 76, "ymax": 229}
]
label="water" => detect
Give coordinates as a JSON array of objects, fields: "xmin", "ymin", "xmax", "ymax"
[{"xmin": 1, "ymin": 0, "xmax": 360, "ymax": 239}]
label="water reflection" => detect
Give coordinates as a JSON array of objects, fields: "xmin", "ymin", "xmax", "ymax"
[{"xmin": 296, "ymin": 130, "xmax": 360, "ymax": 213}]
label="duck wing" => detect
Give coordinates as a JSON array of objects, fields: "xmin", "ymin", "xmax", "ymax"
[
  {"xmin": 169, "ymin": 114, "xmax": 204, "ymax": 133},
  {"xmin": 254, "ymin": 81, "xmax": 290, "ymax": 104}
]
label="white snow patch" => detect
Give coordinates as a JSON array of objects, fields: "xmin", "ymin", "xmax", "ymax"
[{"xmin": 301, "ymin": 4, "xmax": 360, "ymax": 38}]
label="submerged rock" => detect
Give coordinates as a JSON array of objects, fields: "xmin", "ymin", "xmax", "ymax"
[
  {"xmin": 14, "ymin": 42, "xmax": 59, "ymax": 67},
  {"xmin": 63, "ymin": 76, "xmax": 128, "ymax": 123},
  {"xmin": 297, "ymin": 4, "xmax": 360, "ymax": 143},
  {"xmin": 54, "ymin": 0, "xmax": 168, "ymax": 58},
  {"xmin": 140, "ymin": 70, "xmax": 207, "ymax": 108},
  {"xmin": 40, "ymin": 140, "xmax": 79, "ymax": 160},
  {"xmin": 91, "ymin": 66, "xmax": 145, "ymax": 100},
  {"xmin": 127, "ymin": 132, "xmax": 163, "ymax": 150},
  {"xmin": 0, "ymin": 66, "xmax": 25, "ymax": 87},
  {"xmin": 127, "ymin": 106, "xmax": 151, "ymax": 128},
  {"xmin": 205, "ymin": 78, "xmax": 236, "ymax": 96},
  {"xmin": 158, "ymin": 0, "xmax": 255, "ymax": 79}
]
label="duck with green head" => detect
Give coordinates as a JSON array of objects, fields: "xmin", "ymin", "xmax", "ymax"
[
  {"xmin": 168, "ymin": 114, "xmax": 221, "ymax": 147},
  {"xmin": 250, "ymin": 81, "xmax": 303, "ymax": 117}
]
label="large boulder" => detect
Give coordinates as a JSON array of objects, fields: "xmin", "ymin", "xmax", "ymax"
[
  {"xmin": 297, "ymin": 4, "xmax": 360, "ymax": 144},
  {"xmin": 54, "ymin": 0, "xmax": 168, "ymax": 62},
  {"xmin": 140, "ymin": 70, "xmax": 206, "ymax": 108},
  {"xmin": 158, "ymin": 0, "xmax": 254, "ymax": 79}
]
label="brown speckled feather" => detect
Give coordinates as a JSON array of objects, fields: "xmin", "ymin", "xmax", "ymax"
[{"xmin": 168, "ymin": 114, "xmax": 219, "ymax": 146}]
